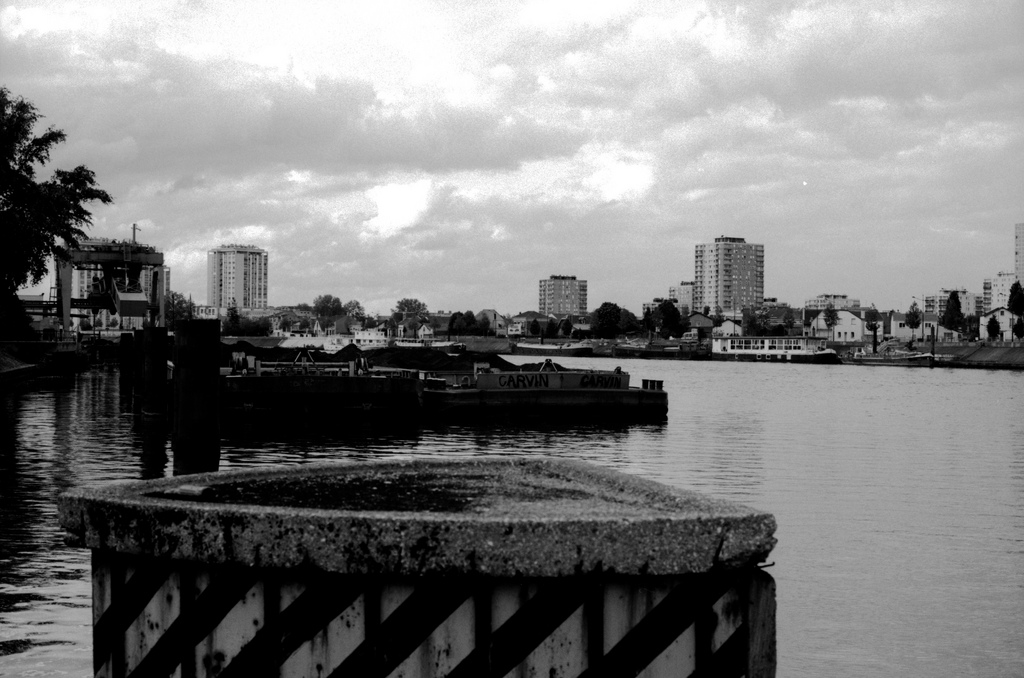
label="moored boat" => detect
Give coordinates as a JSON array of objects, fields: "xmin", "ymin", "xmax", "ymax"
[
  {"xmin": 711, "ymin": 336, "xmax": 841, "ymax": 364},
  {"xmin": 840, "ymin": 348, "xmax": 958, "ymax": 367},
  {"xmin": 422, "ymin": 359, "xmax": 666, "ymax": 420}
]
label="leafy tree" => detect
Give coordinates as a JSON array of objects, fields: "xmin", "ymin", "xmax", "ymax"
[
  {"xmin": 986, "ymin": 315, "xmax": 1001, "ymax": 339},
  {"xmin": 529, "ymin": 318, "xmax": 542, "ymax": 336},
  {"xmin": 394, "ymin": 298, "xmax": 428, "ymax": 315},
  {"xmin": 703, "ymin": 306, "xmax": 711, "ymax": 316},
  {"xmin": 1, "ymin": 88, "xmax": 112, "ymax": 334},
  {"xmin": 295, "ymin": 302, "xmax": 312, "ymax": 312},
  {"xmin": 79, "ymin": 319, "xmax": 93, "ymax": 331},
  {"xmin": 1014, "ymin": 317, "xmax": 1024, "ymax": 341},
  {"xmin": 1008, "ymin": 281, "xmax": 1024, "ymax": 330},
  {"xmin": 741, "ymin": 309, "xmax": 759, "ymax": 337},
  {"xmin": 561, "ymin": 316, "xmax": 573, "ymax": 337},
  {"xmin": 864, "ymin": 306, "xmax": 882, "ymax": 353},
  {"xmin": 545, "ymin": 318, "xmax": 559, "ymax": 338},
  {"xmin": 756, "ymin": 306, "xmax": 772, "ymax": 335},
  {"xmin": 447, "ymin": 312, "xmax": 462, "ymax": 338},
  {"xmin": 821, "ymin": 303, "xmax": 839, "ymax": 341},
  {"xmin": 782, "ymin": 307, "xmax": 796, "ymax": 334},
  {"xmin": 905, "ymin": 302, "xmax": 922, "ymax": 341},
  {"xmin": 642, "ymin": 308, "xmax": 655, "ymax": 336},
  {"xmin": 618, "ymin": 308, "xmax": 641, "ymax": 335},
  {"xmin": 452, "ymin": 310, "xmax": 478, "ymax": 335},
  {"xmin": 313, "ymin": 294, "xmax": 343, "ymax": 317},
  {"xmin": 0, "ymin": 294, "xmax": 34, "ymax": 339},
  {"xmin": 225, "ymin": 306, "xmax": 241, "ymax": 334},
  {"xmin": 711, "ymin": 305, "xmax": 725, "ymax": 328},
  {"xmin": 477, "ymin": 317, "xmax": 490, "ymax": 336},
  {"xmin": 341, "ymin": 299, "xmax": 365, "ymax": 319},
  {"xmin": 941, "ymin": 291, "xmax": 964, "ymax": 333},
  {"xmin": 963, "ymin": 314, "xmax": 979, "ymax": 341},
  {"xmin": 235, "ymin": 317, "xmax": 271, "ymax": 337},
  {"xmin": 591, "ymin": 302, "xmax": 622, "ymax": 339},
  {"xmin": 164, "ymin": 290, "xmax": 195, "ymax": 331},
  {"xmin": 656, "ymin": 300, "xmax": 683, "ymax": 338}
]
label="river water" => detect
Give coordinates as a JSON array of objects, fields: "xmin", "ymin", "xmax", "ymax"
[{"xmin": 1, "ymin": 358, "xmax": 1022, "ymax": 677}]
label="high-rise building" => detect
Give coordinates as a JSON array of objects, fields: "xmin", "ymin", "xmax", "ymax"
[
  {"xmin": 983, "ymin": 271, "xmax": 1017, "ymax": 312},
  {"xmin": 538, "ymin": 275, "xmax": 587, "ymax": 315},
  {"xmin": 1016, "ymin": 223, "xmax": 1023, "ymax": 285},
  {"xmin": 804, "ymin": 294, "xmax": 860, "ymax": 310},
  {"xmin": 694, "ymin": 236, "xmax": 764, "ymax": 314},
  {"xmin": 668, "ymin": 281, "xmax": 694, "ymax": 315},
  {"xmin": 207, "ymin": 245, "xmax": 268, "ymax": 310},
  {"xmin": 924, "ymin": 288, "xmax": 983, "ymax": 319}
]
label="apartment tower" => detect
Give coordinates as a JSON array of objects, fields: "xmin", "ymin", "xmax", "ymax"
[
  {"xmin": 538, "ymin": 275, "xmax": 587, "ymax": 315},
  {"xmin": 1016, "ymin": 223, "xmax": 1023, "ymax": 285},
  {"xmin": 207, "ymin": 244, "xmax": 269, "ymax": 310},
  {"xmin": 668, "ymin": 281, "xmax": 694, "ymax": 315},
  {"xmin": 694, "ymin": 236, "xmax": 764, "ymax": 314}
]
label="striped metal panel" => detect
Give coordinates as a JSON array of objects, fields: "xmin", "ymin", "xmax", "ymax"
[{"xmin": 91, "ymin": 552, "xmax": 774, "ymax": 678}]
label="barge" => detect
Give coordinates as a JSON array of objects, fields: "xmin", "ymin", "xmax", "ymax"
[
  {"xmin": 423, "ymin": 359, "xmax": 667, "ymax": 420},
  {"xmin": 712, "ymin": 336, "xmax": 841, "ymax": 364},
  {"xmin": 219, "ymin": 351, "xmax": 423, "ymax": 426},
  {"xmin": 510, "ymin": 341, "xmax": 595, "ymax": 357}
]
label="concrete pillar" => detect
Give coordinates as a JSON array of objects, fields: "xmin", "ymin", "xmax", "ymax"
[
  {"xmin": 57, "ymin": 458, "xmax": 777, "ymax": 678},
  {"xmin": 172, "ymin": 319, "xmax": 220, "ymax": 474}
]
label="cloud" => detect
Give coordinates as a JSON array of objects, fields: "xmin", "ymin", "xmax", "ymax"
[
  {"xmin": 7, "ymin": 0, "xmax": 1023, "ymax": 314},
  {"xmin": 361, "ymin": 179, "xmax": 434, "ymax": 239}
]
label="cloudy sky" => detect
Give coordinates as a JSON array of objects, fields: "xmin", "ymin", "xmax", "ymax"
[{"xmin": 4, "ymin": 0, "xmax": 1022, "ymax": 315}]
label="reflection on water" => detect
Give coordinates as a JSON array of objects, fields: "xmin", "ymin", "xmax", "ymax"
[{"xmin": 2, "ymin": 361, "xmax": 1023, "ymax": 677}]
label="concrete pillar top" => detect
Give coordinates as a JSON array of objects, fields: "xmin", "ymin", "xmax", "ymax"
[{"xmin": 58, "ymin": 457, "xmax": 776, "ymax": 577}]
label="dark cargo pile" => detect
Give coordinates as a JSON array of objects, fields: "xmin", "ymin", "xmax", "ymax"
[{"xmin": 363, "ymin": 347, "xmax": 521, "ymax": 372}]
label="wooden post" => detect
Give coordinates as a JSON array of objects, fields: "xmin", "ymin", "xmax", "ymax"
[
  {"xmin": 172, "ymin": 319, "xmax": 220, "ymax": 474},
  {"xmin": 132, "ymin": 329, "xmax": 146, "ymax": 414},
  {"xmin": 118, "ymin": 332, "xmax": 134, "ymax": 403},
  {"xmin": 142, "ymin": 326, "xmax": 167, "ymax": 423}
]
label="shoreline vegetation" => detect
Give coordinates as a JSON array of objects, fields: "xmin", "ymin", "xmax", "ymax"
[{"xmin": 3, "ymin": 338, "xmax": 1024, "ymax": 385}]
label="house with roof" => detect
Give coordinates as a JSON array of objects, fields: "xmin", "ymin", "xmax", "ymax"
[
  {"xmin": 474, "ymin": 309, "xmax": 507, "ymax": 336},
  {"xmin": 508, "ymin": 311, "xmax": 552, "ymax": 337},
  {"xmin": 397, "ymin": 318, "xmax": 434, "ymax": 339},
  {"xmin": 712, "ymin": 317, "xmax": 742, "ymax": 337},
  {"xmin": 885, "ymin": 311, "xmax": 940, "ymax": 342},
  {"xmin": 686, "ymin": 312, "xmax": 715, "ymax": 337},
  {"xmin": 804, "ymin": 309, "xmax": 867, "ymax": 342},
  {"xmin": 980, "ymin": 307, "xmax": 1016, "ymax": 341}
]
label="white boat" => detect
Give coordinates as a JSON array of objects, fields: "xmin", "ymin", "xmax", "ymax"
[{"xmin": 711, "ymin": 336, "xmax": 841, "ymax": 364}]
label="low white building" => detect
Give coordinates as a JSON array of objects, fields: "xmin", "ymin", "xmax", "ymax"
[
  {"xmin": 713, "ymin": 318, "xmax": 742, "ymax": 337},
  {"xmin": 805, "ymin": 309, "xmax": 867, "ymax": 341},
  {"xmin": 980, "ymin": 307, "xmax": 1016, "ymax": 341},
  {"xmin": 886, "ymin": 312, "xmax": 939, "ymax": 342}
]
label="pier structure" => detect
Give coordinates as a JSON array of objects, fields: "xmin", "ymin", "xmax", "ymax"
[
  {"xmin": 42, "ymin": 236, "xmax": 167, "ymax": 332},
  {"xmin": 58, "ymin": 457, "xmax": 777, "ymax": 677}
]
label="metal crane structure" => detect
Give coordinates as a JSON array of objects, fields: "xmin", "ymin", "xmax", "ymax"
[{"xmin": 46, "ymin": 235, "xmax": 167, "ymax": 331}]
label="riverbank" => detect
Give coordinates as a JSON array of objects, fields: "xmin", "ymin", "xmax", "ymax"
[
  {"xmin": 834, "ymin": 341, "xmax": 1024, "ymax": 370},
  {"xmin": 0, "ymin": 349, "xmax": 40, "ymax": 387}
]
